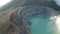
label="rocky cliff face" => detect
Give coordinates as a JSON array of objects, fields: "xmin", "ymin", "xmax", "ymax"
[
  {"xmin": 22, "ymin": 0, "xmax": 60, "ymax": 11},
  {"xmin": 0, "ymin": 0, "xmax": 60, "ymax": 34},
  {"xmin": 9, "ymin": 5, "xmax": 59, "ymax": 34}
]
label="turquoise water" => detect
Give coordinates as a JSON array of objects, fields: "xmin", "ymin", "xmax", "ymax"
[{"xmin": 28, "ymin": 16, "xmax": 57, "ymax": 34}]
